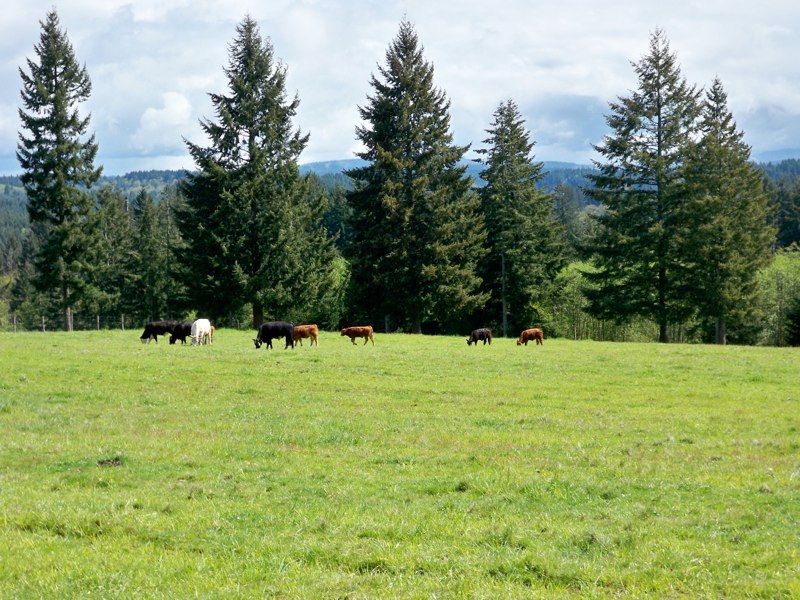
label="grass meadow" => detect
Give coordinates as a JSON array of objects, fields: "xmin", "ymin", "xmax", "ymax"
[{"xmin": 0, "ymin": 329, "xmax": 797, "ymax": 598}]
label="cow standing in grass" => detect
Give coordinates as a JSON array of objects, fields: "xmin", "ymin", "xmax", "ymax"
[
  {"xmin": 169, "ymin": 321, "xmax": 192, "ymax": 345},
  {"xmin": 191, "ymin": 318, "xmax": 212, "ymax": 346},
  {"xmin": 140, "ymin": 320, "xmax": 177, "ymax": 344},
  {"xmin": 467, "ymin": 328, "xmax": 492, "ymax": 346},
  {"xmin": 340, "ymin": 325, "xmax": 374, "ymax": 345},
  {"xmin": 293, "ymin": 324, "xmax": 319, "ymax": 347},
  {"xmin": 517, "ymin": 328, "xmax": 544, "ymax": 346},
  {"xmin": 254, "ymin": 321, "xmax": 295, "ymax": 349}
]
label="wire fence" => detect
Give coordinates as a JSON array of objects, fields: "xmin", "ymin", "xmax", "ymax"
[{"xmin": 0, "ymin": 313, "xmax": 250, "ymax": 333}]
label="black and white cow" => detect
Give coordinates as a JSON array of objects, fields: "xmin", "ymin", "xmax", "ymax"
[
  {"xmin": 140, "ymin": 320, "xmax": 177, "ymax": 344},
  {"xmin": 253, "ymin": 321, "xmax": 295, "ymax": 350}
]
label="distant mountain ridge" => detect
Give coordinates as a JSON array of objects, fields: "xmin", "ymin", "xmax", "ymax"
[{"xmin": 299, "ymin": 158, "xmax": 593, "ymax": 177}]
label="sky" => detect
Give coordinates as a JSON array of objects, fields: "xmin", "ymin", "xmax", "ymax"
[{"xmin": 1, "ymin": 0, "xmax": 799, "ymax": 176}]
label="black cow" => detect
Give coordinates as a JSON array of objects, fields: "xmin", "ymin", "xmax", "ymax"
[
  {"xmin": 140, "ymin": 320, "xmax": 177, "ymax": 344},
  {"xmin": 253, "ymin": 321, "xmax": 295, "ymax": 349},
  {"xmin": 466, "ymin": 328, "xmax": 492, "ymax": 346},
  {"xmin": 169, "ymin": 321, "xmax": 193, "ymax": 345}
]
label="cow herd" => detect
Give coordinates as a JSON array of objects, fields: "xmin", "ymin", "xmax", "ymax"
[
  {"xmin": 140, "ymin": 320, "xmax": 544, "ymax": 348},
  {"xmin": 139, "ymin": 319, "xmax": 215, "ymax": 346},
  {"xmin": 466, "ymin": 327, "xmax": 545, "ymax": 346}
]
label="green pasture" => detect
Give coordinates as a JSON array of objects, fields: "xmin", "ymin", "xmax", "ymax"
[{"xmin": 0, "ymin": 330, "xmax": 797, "ymax": 597}]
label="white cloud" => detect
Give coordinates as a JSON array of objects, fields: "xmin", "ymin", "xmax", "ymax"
[
  {"xmin": 132, "ymin": 92, "xmax": 194, "ymax": 153},
  {"xmin": 1, "ymin": 0, "xmax": 799, "ymax": 175}
]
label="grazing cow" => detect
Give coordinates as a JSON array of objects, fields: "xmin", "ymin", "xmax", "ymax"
[
  {"xmin": 210, "ymin": 325, "xmax": 216, "ymax": 343},
  {"xmin": 140, "ymin": 320, "xmax": 177, "ymax": 344},
  {"xmin": 293, "ymin": 324, "xmax": 319, "ymax": 347},
  {"xmin": 517, "ymin": 328, "xmax": 544, "ymax": 346},
  {"xmin": 467, "ymin": 328, "xmax": 492, "ymax": 346},
  {"xmin": 340, "ymin": 325, "xmax": 374, "ymax": 345},
  {"xmin": 169, "ymin": 321, "xmax": 193, "ymax": 345},
  {"xmin": 254, "ymin": 321, "xmax": 295, "ymax": 349},
  {"xmin": 191, "ymin": 318, "xmax": 212, "ymax": 346}
]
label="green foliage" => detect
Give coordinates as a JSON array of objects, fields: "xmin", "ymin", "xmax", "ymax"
[
  {"xmin": 0, "ymin": 331, "xmax": 797, "ymax": 596},
  {"xmin": 16, "ymin": 10, "xmax": 102, "ymax": 331},
  {"xmin": 588, "ymin": 30, "xmax": 702, "ymax": 342},
  {"xmin": 91, "ymin": 187, "xmax": 136, "ymax": 316},
  {"xmin": 178, "ymin": 16, "xmax": 339, "ymax": 328},
  {"xmin": 346, "ymin": 21, "xmax": 487, "ymax": 332},
  {"xmin": 680, "ymin": 78, "xmax": 776, "ymax": 343},
  {"xmin": 754, "ymin": 247, "xmax": 800, "ymax": 346},
  {"xmin": 476, "ymin": 100, "xmax": 567, "ymax": 335},
  {"xmin": 771, "ymin": 178, "xmax": 800, "ymax": 248}
]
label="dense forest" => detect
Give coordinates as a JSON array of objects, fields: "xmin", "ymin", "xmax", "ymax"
[{"xmin": 4, "ymin": 13, "xmax": 800, "ymax": 345}]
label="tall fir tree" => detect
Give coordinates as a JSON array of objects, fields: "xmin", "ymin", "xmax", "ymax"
[
  {"xmin": 587, "ymin": 29, "xmax": 701, "ymax": 342},
  {"xmin": 177, "ymin": 15, "xmax": 337, "ymax": 327},
  {"xmin": 476, "ymin": 99, "xmax": 566, "ymax": 336},
  {"xmin": 129, "ymin": 190, "xmax": 173, "ymax": 321},
  {"xmin": 93, "ymin": 186, "xmax": 136, "ymax": 318},
  {"xmin": 681, "ymin": 78, "xmax": 776, "ymax": 343},
  {"xmin": 773, "ymin": 179, "xmax": 800, "ymax": 248},
  {"xmin": 16, "ymin": 9, "xmax": 102, "ymax": 331},
  {"xmin": 346, "ymin": 21, "xmax": 487, "ymax": 333}
]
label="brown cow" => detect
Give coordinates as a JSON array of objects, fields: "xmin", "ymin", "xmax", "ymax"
[
  {"xmin": 517, "ymin": 328, "xmax": 544, "ymax": 346},
  {"xmin": 293, "ymin": 324, "xmax": 319, "ymax": 347},
  {"xmin": 341, "ymin": 325, "xmax": 374, "ymax": 346}
]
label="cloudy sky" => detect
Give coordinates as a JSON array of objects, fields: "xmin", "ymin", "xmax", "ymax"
[{"xmin": 1, "ymin": 0, "xmax": 798, "ymax": 175}]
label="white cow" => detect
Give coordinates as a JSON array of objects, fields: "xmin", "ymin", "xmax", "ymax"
[{"xmin": 191, "ymin": 318, "xmax": 212, "ymax": 346}]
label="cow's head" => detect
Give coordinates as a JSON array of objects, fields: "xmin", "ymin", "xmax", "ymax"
[
  {"xmin": 253, "ymin": 338, "xmax": 262, "ymax": 349},
  {"xmin": 169, "ymin": 335, "xmax": 177, "ymax": 345},
  {"xmin": 516, "ymin": 339, "xmax": 523, "ymax": 346},
  {"xmin": 466, "ymin": 338, "xmax": 472, "ymax": 345}
]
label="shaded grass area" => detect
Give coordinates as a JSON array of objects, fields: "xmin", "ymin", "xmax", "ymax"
[{"xmin": 0, "ymin": 330, "xmax": 798, "ymax": 597}]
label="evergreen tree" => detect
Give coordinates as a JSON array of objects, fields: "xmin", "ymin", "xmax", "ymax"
[
  {"xmin": 346, "ymin": 21, "xmax": 487, "ymax": 333},
  {"xmin": 552, "ymin": 182, "xmax": 585, "ymax": 259},
  {"xmin": 93, "ymin": 187, "xmax": 135, "ymax": 318},
  {"xmin": 130, "ymin": 190, "xmax": 173, "ymax": 321},
  {"xmin": 773, "ymin": 179, "xmax": 800, "ymax": 248},
  {"xmin": 177, "ymin": 15, "xmax": 336, "ymax": 328},
  {"xmin": 476, "ymin": 99, "xmax": 566, "ymax": 336},
  {"xmin": 587, "ymin": 29, "xmax": 701, "ymax": 342},
  {"xmin": 682, "ymin": 78, "xmax": 776, "ymax": 343},
  {"xmin": 16, "ymin": 10, "xmax": 102, "ymax": 331}
]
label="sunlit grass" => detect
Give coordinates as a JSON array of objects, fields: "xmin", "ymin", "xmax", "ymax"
[{"xmin": 0, "ymin": 330, "xmax": 797, "ymax": 597}]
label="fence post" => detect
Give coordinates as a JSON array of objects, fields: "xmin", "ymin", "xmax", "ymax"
[
  {"xmin": 121, "ymin": 314, "xmax": 125, "ymax": 331},
  {"xmin": 41, "ymin": 316, "xmax": 46, "ymax": 332},
  {"xmin": 97, "ymin": 315, "xmax": 100, "ymax": 330},
  {"xmin": 13, "ymin": 312, "xmax": 17, "ymax": 333}
]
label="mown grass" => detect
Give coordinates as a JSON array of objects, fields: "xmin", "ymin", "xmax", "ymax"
[{"xmin": 0, "ymin": 329, "xmax": 797, "ymax": 597}]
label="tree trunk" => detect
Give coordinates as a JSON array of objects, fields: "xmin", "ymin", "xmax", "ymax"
[
  {"xmin": 252, "ymin": 302, "xmax": 264, "ymax": 330},
  {"xmin": 411, "ymin": 319, "xmax": 422, "ymax": 334},
  {"xmin": 501, "ymin": 253, "xmax": 508, "ymax": 338},
  {"xmin": 715, "ymin": 317, "xmax": 727, "ymax": 345},
  {"xmin": 62, "ymin": 281, "xmax": 73, "ymax": 332},
  {"xmin": 659, "ymin": 320, "xmax": 669, "ymax": 343}
]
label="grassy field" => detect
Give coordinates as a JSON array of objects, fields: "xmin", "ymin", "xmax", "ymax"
[{"xmin": 0, "ymin": 329, "xmax": 797, "ymax": 598}]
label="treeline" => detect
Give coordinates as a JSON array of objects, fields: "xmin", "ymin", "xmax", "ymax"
[{"xmin": 3, "ymin": 12, "xmax": 800, "ymax": 346}]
